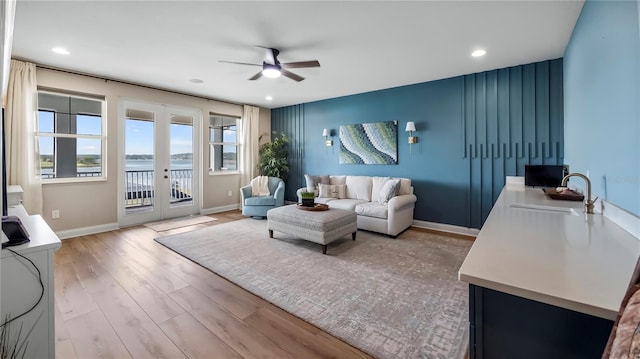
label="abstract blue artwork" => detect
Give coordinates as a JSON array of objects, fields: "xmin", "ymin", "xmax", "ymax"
[{"xmin": 339, "ymin": 121, "xmax": 397, "ymax": 164}]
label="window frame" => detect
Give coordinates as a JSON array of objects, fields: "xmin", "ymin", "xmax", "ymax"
[
  {"xmin": 36, "ymin": 90, "xmax": 107, "ymax": 183},
  {"xmin": 208, "ymin": 114, "xmax": 240, "ymax": 175}
]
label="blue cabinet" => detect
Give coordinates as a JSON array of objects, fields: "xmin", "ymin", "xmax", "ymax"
[{"xmin": 468, "ymin": 284, "xmax": 613, "ymax": 359}]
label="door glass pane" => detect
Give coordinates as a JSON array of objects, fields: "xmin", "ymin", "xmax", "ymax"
[
  {"xmin": 169, "ymin": 114, "xmax": 193, "ymax": 208},
  {"xmin": 125, "ymin": 116, "xmax": 155, "ymax": 213}
]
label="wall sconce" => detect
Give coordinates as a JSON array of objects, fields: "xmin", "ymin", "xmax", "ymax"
[
  {"xmin": 323, "ymin": 128, "xmax": 333, "ymax": 146},
  {"xmin": 406, "ymin": 122, "xmax": 418, "ymax": 144},
  {"xmin": 406, "ymin": 121, "xmax": 418, "ymax": 154}
]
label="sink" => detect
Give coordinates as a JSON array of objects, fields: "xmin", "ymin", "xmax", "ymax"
[{"xmin": 508, "ymin": 203, "xmax": 580, "ymax": 216}]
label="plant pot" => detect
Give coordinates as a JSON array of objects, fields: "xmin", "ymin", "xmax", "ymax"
[{"xmin": 301, "ymin": 198, "xmax": 315, "ymax": 207}]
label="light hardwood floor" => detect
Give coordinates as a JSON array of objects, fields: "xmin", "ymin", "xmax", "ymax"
[{"xmin": 54, "ymin": 211, "xmax": 372, "ymax": 359}]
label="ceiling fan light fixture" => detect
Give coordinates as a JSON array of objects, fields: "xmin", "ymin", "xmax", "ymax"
[{"xmin": 262, "ymin": 64, "xmax": 281, "ymax": 78}]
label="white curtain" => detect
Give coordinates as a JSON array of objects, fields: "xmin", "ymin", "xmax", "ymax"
[
  {"xmin": 240, "ymin": 105, "xmax": 260, "ymax": 187},
  {"xmin": 5, "ymin": 60, "xmax": 42, "ymax": 214}
]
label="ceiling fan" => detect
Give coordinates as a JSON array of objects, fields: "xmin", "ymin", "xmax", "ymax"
[{"xmin": 220, "ymin": 46, "xmax": 320, "ymax": 82}]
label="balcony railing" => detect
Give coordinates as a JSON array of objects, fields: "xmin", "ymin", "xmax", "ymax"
[
  {"xmin": 42, "ymin": 169, "xmax": 193, "ymax": 209},
  {"xmin": 125, "ymin": 169, "xmax": 193, "ymax": 209},
  {"xmin": 41, "ymin": 171, "xmax": 102, "ymax": 179}
]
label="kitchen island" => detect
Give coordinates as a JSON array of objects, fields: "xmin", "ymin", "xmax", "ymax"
[{"xmin": 459, "ymin": 179, "xmax": 640, "ymax": 358}]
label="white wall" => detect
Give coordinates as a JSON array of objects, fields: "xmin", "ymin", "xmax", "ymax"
[{"xmin": 36, "ymin": 68, "xmax": 269, "ymax": 232}]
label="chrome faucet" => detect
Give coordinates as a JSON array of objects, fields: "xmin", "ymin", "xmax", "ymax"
[{"xmin": 561, "ymin": 173, "xmax": 595, "ymax": 214}]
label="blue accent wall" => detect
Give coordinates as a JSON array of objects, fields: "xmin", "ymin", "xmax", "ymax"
[
  {"xmin": 273, "ymin": 59, "xmax": 564, "ymax": 228},
  {"xmin": 564, "ymin": 0, "xmax": 640, "ymax": 216}
]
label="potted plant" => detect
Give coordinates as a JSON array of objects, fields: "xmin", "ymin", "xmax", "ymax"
[
  {"xmin": 257, "ymin": 132, "xmax": 289, "ymax": 180},
  {"xmin": 1, "ymin": 314, "xmax": 37, "ymax": 358},
  {"xmin": 300, "ymin": 191, "xmax": 316, "ymax": 207}
]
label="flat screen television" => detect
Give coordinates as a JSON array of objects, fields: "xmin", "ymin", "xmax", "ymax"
[
  {"xmin": 2, "ymin": 107, "xmax": 7, "ymax": 217},
  {"xmin": 524, "ymin": 165, "xmax": 568, "ymax": 187}
]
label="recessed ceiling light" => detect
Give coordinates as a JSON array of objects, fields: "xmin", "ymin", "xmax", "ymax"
[
  {"xmin": 52, "ymin": 47, "xmax": 70, "ymax": 55},
  {"xmin": 189, "ymin": 78, "xmax": 204, "ymax": 84},
  {"xmin": 265, "ymin": 96, "xmax": 273, "ymax": 101},
  {"xmin": 471, "ymin": 49, "xmax": 487, "ymax": 57}
]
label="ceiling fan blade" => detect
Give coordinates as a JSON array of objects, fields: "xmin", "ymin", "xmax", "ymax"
[
  {"xmin": 249, "ymin": 71, "xmax": 263, "ymax": 81},
  {"xmin": 219, "ymin": 60, "xmax": 262, "ymax": 67},
  {"xmin": 281, "ymin": 60, "xmax": 320, "ymax": 69},
  {"xmin": 281, "ymin": 69, "xmax": 304, "ymax": 82}
]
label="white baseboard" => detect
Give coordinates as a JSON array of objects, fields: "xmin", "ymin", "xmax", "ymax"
[
  {"xmin": 55, "ymin": 205, "xmax": 240, "ymax": 239},
  {"xmin": 200, "ymin": 203, "xmax": 240, "ymax": 215},
  {"xmin": 56, "ymin": 222, "xmax": 120, "ymax": 240},
  {"xmin": 412, "ymin": 220, "xmax": 480, "ymax": 237}
]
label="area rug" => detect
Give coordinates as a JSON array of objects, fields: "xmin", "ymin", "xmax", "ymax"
[
  {"xmin": 155, "ymin": 218, "xmax": 472, "ymax": 358},
  {"xmin": 144, "ymin": 215, "xmax": 216, "ymax": 232}
]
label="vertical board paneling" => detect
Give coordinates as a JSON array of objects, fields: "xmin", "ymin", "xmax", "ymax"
[
  {"xmin": 549, "ymin": 61, "xmax": 564, "ymax": 167},
  {"xmin": 463, "ymin": 59, "xmax": 564, "ymax": 226},
  {"xmin": 497, "ymin": 69, "xmax": 510, "ymax": 158},
  {"xmin": 509, "ymin": 66, "xmax": 523, "ymax": 160},
  {"xmin": 536, "ymin": 61, "xmax": 551, "ymax": 159},
  {"xmin": 487, "ymin": 70, "xmax": 499, "ymax": 158},
  {"xmin": 271, "ymin": 104, "xmax": 305, "ymax": 201},
  {"xmin": 273, "ymin": 59, "xmax": 564, "ymax": 228}
]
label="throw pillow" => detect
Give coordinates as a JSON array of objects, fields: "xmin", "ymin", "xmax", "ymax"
[
  {"xmin": 305, "ymin": 174, "xmax": 330, "ymax": 192},
  {"xmin": 319, "ymin": 183, "xmax": 346, "ymax": 199},
  {"xmin": 378, "ymin": 179, "xmax": 400, "ymax": 205},
  {"xmin": 371, "ymin": 176, "xmax": 392, "ymax": 203}
]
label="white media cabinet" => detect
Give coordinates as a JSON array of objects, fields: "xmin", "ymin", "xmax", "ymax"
[{"xmin": 1, "ymin": 205, "xmax": 61, "ymax": 359}]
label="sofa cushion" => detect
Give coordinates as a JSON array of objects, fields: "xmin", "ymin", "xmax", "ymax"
[
  {"xmin": 319, "ymin": 184, "xmax": 346, "ymax": 198},
  {"xmin": 355, "ymin": 202, "xmax": 388, "ymax": 219},
  {"xmin": 379, "ymin": 178, "xmax": 401, "ymax": 205},
  {"xmin": 304, "ymin": 174, "xmax": 330, "ymax": 192},
  {"xmin": 345, "ymin": 176, "xmax": 372, "ymax": 201},
  {"xmin": 398, "ymin": 178, "xmax": 413, "ymax": 195},
  {"xmin": 244, "ymin": 196, "xmax": 275, "ymax": 206},
  {"xmin": 371, "ymin": 176, "xmax": 390, "ymax": 203},
  {"xmin": 330, "ymin": 175, "xmax": 347, "ymax": 185},
  {"xmin": 327, "ymin": 198, "xmax": 368, "ymax": 211}
]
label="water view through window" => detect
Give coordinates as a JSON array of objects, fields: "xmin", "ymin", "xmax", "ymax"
[
  {"xmin": 123, "ymin": 112, "xmax": 195, "ymax": 212},
  {"xmin": 37, "ymin": 92, "xmax": 106, "ymax": 179}
]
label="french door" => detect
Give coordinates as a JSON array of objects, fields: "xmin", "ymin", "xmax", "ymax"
[{"xmin": 118, "ymin": 99, "xmax": 200, "ymax": 226}]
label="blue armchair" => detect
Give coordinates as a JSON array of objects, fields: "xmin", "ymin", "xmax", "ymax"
[{"xmin": 240, "ymin": 176, "xmax": 285, "ymax": 217}]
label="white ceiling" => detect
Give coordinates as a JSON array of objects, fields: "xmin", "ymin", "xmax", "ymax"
[{"xmin": 12, "ymin": 1, "xmax": 584, "ymax": 109}]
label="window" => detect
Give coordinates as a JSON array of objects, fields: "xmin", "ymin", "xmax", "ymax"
[
  {"xmin": 37, "ymin": 91, "xmax": 105, "ymax": 181},
  {"xmin": 209, "ymin": 114, "xmax": 239, "ymax": 173}
]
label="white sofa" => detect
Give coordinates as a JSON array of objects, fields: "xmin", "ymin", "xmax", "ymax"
[{"xmin": 297, "ymin": 175, "xmax": 417, "ymax": 237}]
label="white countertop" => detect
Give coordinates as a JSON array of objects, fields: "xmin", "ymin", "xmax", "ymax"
[
  {"xmin": 458, "ymin": 184, "xmax": 640, "ymax": 320},
  {"xmin": 1, "ymin": 205, "xmax": 61, "ymax": 257}
]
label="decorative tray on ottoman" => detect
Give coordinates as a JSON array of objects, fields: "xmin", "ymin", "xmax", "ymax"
[
  {"xmin": 542, "ymin": 188, "xmax": 585, "ymax": 201},
  {"xmin": 296, "ymin": 203, "xmax": 329, "ymax": 211}
]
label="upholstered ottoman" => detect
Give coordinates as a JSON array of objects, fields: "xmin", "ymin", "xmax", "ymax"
[{"xmin": 267, "ymin": 205, "xmax": 357, "ymax": 254}]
